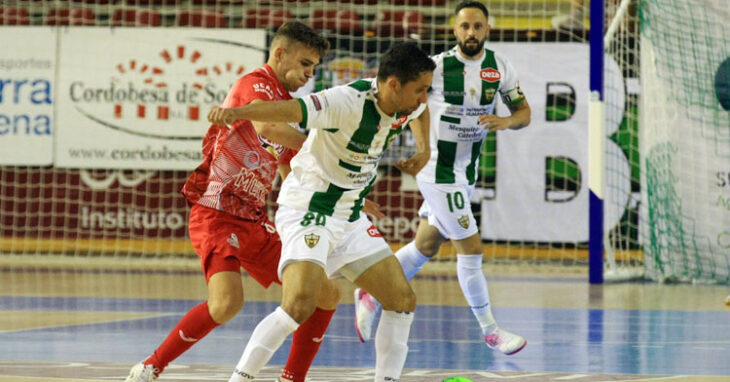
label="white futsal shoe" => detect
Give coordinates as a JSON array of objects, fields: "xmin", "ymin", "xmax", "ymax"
[
  {"xmin": 484, "ymin": 327, "xmax": 527, "ymax": 355},
  {"xmin": 125, "ymin": 362, "xmax": 159, "ymax": 382},
  {"xmin": 354, "ymin": 288, "xmax": 379, "ymax": 342}
]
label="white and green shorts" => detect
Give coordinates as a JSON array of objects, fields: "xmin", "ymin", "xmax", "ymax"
[
  {"xmin": 417, "ymin": 180, "xmax": 479, "ymax": 240},
  {"xmin": 274, "ymin": 205, "xmax": 392, "ymax": 281}
]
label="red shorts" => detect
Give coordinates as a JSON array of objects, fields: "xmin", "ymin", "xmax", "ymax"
[{"xmin": 188, "ymin": 204, "xmax": 281, "ymax": 287}]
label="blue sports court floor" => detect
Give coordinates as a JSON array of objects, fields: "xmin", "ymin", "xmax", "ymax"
[{"xmin": 1, "ymin": 268, "xmax": 728, "ymax": 381}]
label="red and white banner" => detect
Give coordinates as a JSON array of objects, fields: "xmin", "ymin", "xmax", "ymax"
[
  {"xmin": 55, "ymin": 28, "xmax": 266, "ymax": 170},
  {"xmin": 0, "ymin": 27, "xmax": 56, "ymax": 166}
]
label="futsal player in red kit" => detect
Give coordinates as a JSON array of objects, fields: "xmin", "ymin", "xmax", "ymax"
[{"xmin": 125, "ymin": 21, "xmax": 340, "ymax": 382}]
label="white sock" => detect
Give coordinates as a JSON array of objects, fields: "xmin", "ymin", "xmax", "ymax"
[
  {"xmin": 229, "ymin": 307, "xmax": 299, "ymax": 382},
  {"xmin": 374, "ymin": 310, "xmax": 414, "ymax": 382},
  {"xmin": 395, "ymin": 241, "xmax": 431, "ymax": 280},
  {"xmin": 456, "ymin": 254, "xmax": 497, "ymax": 335}
]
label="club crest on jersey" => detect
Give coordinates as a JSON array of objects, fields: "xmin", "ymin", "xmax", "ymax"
[
  {"xmin": 480, "ymin": 68, "xmax": 501, "ymax": 83},
  {"xmin": 366, "ymin": 225, "xmax": 382, "ymax": 238},
  {"xmin": 457, "ymin": 215, "xmax": 470, "ymax": 229},
  {"xmin": 483, "ymin": 88, "xmax": 497, "ymax": 103},
  {"xmin": 304, "ymin": 233, "xmax": 320, "ymax": 248}
]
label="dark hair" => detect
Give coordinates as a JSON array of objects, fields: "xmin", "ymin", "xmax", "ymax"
[
  {"xmin": 377, "ymin": 42, "xmax": 435, "ymax": 84},
  {"xmin": 273, "ymin": 21, "xmax": 330, "ymax": 59},
  {"xmin": 455, "ymin": 1, "xmax": 489, "ymax": 19}
]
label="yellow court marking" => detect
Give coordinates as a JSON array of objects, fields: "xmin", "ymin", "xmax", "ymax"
[
  {"xmin": 0, "ymin": 311, "xmax": 167, "ymax": 332},
  {"xmin": 0, "ymin": 238, "xmax": 644, "ymax": 264}
]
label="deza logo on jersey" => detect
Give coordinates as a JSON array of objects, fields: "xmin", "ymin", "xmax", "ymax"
[{"xmin": 480, "ymin": 68, "xmax": 501, "ymax": 82}]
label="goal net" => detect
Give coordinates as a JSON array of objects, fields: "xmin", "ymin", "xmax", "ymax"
[
  {"xmin": 638, "ymin": 0, "xmax": 730, "ymax": 284},
  {"xmin": 601, "ymin": 0, "xmax": 644, "ymax": 281}
]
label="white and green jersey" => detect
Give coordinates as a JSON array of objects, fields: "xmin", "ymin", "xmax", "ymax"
[
  {"xmin": 418, "ymin": 46, "xmax": 524, "ymax": 185},
  {"xmin": 278, "ymin": 79, "xmax": 426, "ymax": 221}
]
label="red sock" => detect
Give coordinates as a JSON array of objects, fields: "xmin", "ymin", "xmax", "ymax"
[
  {"xmin": 280, "ymin": 307, "xmax": 336, "ymax": 382},
  {"xmin": 145, "ymin": 302, "xmax": 219, "ymax": 374}
]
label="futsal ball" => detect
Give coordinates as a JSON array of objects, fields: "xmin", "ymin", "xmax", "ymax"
[{"xmin": 442, "ymin": 377, "xmax": 473, "ymax": 382}]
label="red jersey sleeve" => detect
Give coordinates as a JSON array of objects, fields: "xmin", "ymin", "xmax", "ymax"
[
  {"xmin": 222, "ymin": 74, "xmax": 277, "ymax": 108},
  {"xmin": 278, "ymin": 148, "xmax": 297, "ymax": 166}
]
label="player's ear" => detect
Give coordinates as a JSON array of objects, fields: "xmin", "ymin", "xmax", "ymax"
[
  {"xmin": 273, "ymin": 46, "xmax": 286, "ymax": 63},
  {"xmin": 386, "ymin": 76, "xmax": 400, "ymax": 92}
]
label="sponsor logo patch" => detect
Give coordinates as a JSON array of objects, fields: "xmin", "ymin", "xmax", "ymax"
[
  {"xmin": 227, "ymin": 233, "xmax": 240, "ymax": 248},
  {"xmin": 310, "ymin": 94, "xmax": 322, "ymax": 111},
  {"xmin": 253, "ymin": 82, "xmax": 275, "ymax": 99},
  {"xmin": 366, "ymin": 225, "xmax": 382, "ymax": 238},
  {"xmin": 178, "ymin": 330, "xmax": 199, "ymax": 342},
  {"xmin": 480, "ymin": 68, "xmax": 501, "ymax": 82},
  {"xmin": 391, "ymin": 114, "xmax": 408, "ymax": 129}
]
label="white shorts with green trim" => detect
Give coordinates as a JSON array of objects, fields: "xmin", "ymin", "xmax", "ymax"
[
  {"xmin": 275, "ymin": 205, "xmax": 391, "ymax": 281},
  {"xmin": 417, "ymin": 180, "xmax": 479, "ymax": 240}
]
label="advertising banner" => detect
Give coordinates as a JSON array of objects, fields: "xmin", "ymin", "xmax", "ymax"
[
  {"xmin": 478, "ymin": 43, "xmax": 628, "ymax": 243},
  {"xmin": 55, "ymin": 28, "xmax": 266, "ymax": 170},
  {"xmin": 0, "ymin": 27, "xmax": 56, "ymax": 166}
]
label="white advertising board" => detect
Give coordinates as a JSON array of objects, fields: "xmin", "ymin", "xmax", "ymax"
[
  {"xmin": 55, "ymin": 27, "xmax": 266, "ymax": 170},
  {"xmin": 479, "ymin": 43, "xmax": 628, "ymax": 243},
  {"xmin": 0, "ymin": 27, "xmax": 56, "ymax": 166}
]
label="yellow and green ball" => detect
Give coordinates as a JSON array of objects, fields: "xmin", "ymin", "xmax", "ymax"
[{"xmin": 442, "ymin": 377, "xmax": 473, "ymax": 382}]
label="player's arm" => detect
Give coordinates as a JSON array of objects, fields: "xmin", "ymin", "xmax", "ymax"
[
  {"xmin": 208, "ymin": 99, "xmax": 303, "ymax": 125},
  {"xmin": 248, "ymin": 100, "xmax": 306, "ymax": 151},
  {"xmin": 409, "ymin": 104, "xmax": 430, "ymax": 155},
  {"xmin": 480, "ymin": 85, "xmax": 532, "ymax": 132},
  {"xmin": 505, "ymin": 97, "xmax": 531, "ymax": 129},
  {"xmin": 394, "ymin": 104, "xmax": 430, "ymax": 177},
  {"xmin": 362, "ymin": 198, "xmax": 385, "ymax": 219}
]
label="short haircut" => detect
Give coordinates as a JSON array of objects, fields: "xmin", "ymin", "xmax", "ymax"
[
  {"xmin": 377, "ymin": 42, "xmax": 436, "ymax": 84},
  {"xmin": 455, "ymin": 1, "xmax": 489, "ymax": 19},
  {"xmin": 272, "ymin": 21, "xmax": 330, "ymax": 59}
]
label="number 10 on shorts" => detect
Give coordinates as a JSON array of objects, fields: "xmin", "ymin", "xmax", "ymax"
[{"xmin": 446, "ymin": 191, "xmax": 465, "ymax": 212}]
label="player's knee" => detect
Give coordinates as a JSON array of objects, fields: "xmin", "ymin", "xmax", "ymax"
[
  {"xmin": 208, "ymin": 293, "xmax": 243, "ymax": 323},
  {"xmin": 317, "ymin": 280, "xmax": 341, "ymax": 310},
  {"xmin": 417, "ymin": 238, "xmax": 441, "ymax": 257},
  {"xmin": 381, "ymin": 284, "xmax": 416, "ymax": 312},
  {"xmin": 281, "ymin": 290, "xmax": 318, "ymax": 323}
]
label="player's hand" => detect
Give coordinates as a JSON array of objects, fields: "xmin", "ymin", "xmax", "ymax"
[
  {"xmin": 363, "ymin": 198, "xmax": 385, "ymax": 219},
  {"xmin": 479, "ymin": 114, "xmax": 514, "ymax": 132},
  {"xmin": 394, "ymin": 151, "xmax": 429, "ymax": 177},
  {"xmin": 207, "ymin": 106, "xmax": 236, "ymax": 126}
]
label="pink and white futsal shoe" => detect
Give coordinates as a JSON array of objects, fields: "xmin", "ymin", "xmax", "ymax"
[
  {"xmin": 353, "ymin": 288, "xmax": 378, "ymax": 342},
  {"xmin": 484, "ymin": 327, "xmax": 527, "ymax": 355}
]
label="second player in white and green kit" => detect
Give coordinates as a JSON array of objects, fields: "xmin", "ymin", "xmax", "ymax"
[
  {"xmin": 417, "ymin": 46, "xmax": 526, "ymax": 239},
  {"xmin": 354, "ymin": 1, "xmax": 533, "ymax": 358}
]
